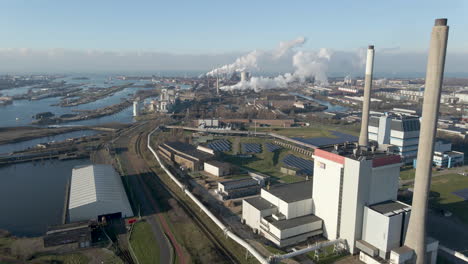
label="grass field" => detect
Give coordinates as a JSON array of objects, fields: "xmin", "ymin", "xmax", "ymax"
[
  {"xmin": 400, "ymin": 167, "xmax": 416, "ymax": 180},
  {"xmin": 248, "ymin": 124, "xmax": 360, "ymax": 138},
  {"xmin": 129, "ymin": 221, "xmax": 161, "ymax": 264},
  {"xmin": 220, "ymin": 139, "xmax": 308, "ymax": 184},
  {"xmin": 30, "ymin": 253, "xmax": 89, "ymax": 264},
  {"xmin": 429, "ymin": 173, "xmax": 468, "ymax": 225}
]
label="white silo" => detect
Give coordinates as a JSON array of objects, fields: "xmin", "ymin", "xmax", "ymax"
[{"xmin": 133, "ymin": 100, "xmax": 139, "ymax": 117}]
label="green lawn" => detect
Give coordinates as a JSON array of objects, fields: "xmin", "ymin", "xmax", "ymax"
[
  {"xmin": 220, "ymin": 145, "xmax": 307, "ymax": 184},
  {"xmin": 31, "ymin": 253, "xmax": 89, "ymax": 264},
  {"xmin": 429, "ymin": 173, "xmax": 468, "ymax": 224},
  {"xmin": 129, "ymin": 221, "xmax": 160, "ymax": 264},
  {"xmin": 248, "ymin": 124, "xmax": 360, "ymax": 138},
  {"xmin": 400, "ymin": 167, "xmax": 416, "ymax": 180}
]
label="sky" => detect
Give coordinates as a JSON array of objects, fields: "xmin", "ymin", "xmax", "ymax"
[{"xmin": 1, "ymin": 0, "xmax": 467, "ymax": 75}]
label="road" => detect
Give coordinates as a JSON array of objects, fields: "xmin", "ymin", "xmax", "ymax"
[{"xmin": 112, "ymin": 121, "xmax": 180, "ymax": 264}]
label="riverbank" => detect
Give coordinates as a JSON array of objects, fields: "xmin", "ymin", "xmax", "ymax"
[{"xmin": 0, "ymin": 123, "xmax": 129, "ymax": 145}]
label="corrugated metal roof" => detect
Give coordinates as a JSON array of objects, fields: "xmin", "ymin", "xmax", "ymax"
[{"xmin": 69, "ymin": 165, "xmax": 132, "ymax": 215}]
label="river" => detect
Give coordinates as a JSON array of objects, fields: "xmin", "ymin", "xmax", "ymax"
[
  {"xmin": 0, "ymin": 130, "xmax": 101, "ymax": 154},
  {"xmin": 0, "ymin": 74, "xmax": 192, "ymax": 128},
  {"xmin": 0, "ymin": 159, "xmax": 90, "ymax": 236}
]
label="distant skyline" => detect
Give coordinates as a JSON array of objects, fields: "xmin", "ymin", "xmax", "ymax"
[{"xmin": 1, "ymin": 0, "xmax": 468, "ymax": 75}]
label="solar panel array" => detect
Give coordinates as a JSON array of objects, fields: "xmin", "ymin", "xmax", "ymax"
[
  {"xmin": 242, "ymin": 143, "xmax": 262, "ymax": 153},
  {"xmin": 292, "ymin": 131, "xmax": 358, "ymax": 147},
  {"xmin": 282, "ymin": 154, "xmax": 314, "ymax": 176},
  {"xmin": 207, "ymin": 139, "xmax": 231, "ymax": 152},
  {"xmin": 453, "ymin": 188, "xmax": 468, "ymax": 201},
  {"xmin": 265, "ymin": 143, "xmax": 282, "ymax": 152}
]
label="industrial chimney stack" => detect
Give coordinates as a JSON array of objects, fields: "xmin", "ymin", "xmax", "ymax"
[
  {"xmin": 358, "ymin": 45, "xmax": 375, "ymax": 147},
  {"xmin": 404, "ymin": 18, "xmax": 449, "ymax": 264}
]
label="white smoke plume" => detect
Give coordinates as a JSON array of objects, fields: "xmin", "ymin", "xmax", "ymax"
[
  {"xmin": 206, "ymin": 36, "xmax": 305, "ymax": 77},
  {"xmin": 221, "ymin": 47, "xmax": 333, "ymax": 92}
]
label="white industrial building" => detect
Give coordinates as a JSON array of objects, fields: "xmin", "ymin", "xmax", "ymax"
[
  {"xmin": 204, "ymin": 160, "xmax": 231, "ymax": 177},
  {"xmin": 241, "ymin": 145, "xmax": 438, "ymax": 262},
  {"xmin": 242, "ymin": 181, "xmax": 323, "ymax": 247},
  {"xmin": 369, "ymin": 113, "xmax": 464, "ymax": 167},
  {"xmin": 368, "ymin": 113, "xmax": 421, "ymax": 163},
  {"xmin": 68, "ymin": 165, "xmax": 134, "ymax": 222}
]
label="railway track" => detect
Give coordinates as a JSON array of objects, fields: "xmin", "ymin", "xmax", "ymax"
[{"xmin": 134, "ymin": 128, "xmax": 239, "ymax": 264}]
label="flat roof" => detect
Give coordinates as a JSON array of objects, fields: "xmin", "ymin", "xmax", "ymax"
[
  {"xmin": 244, "ymin": 196, "xmax": 276, "ymax": 211},
  {"xmin": 265, "ymin": 214, "xmax": 322, "ymax": 230},
  {"xmin": 266, "ymin": 181, "xmax": 312, "ymax": 203},
  {"xmin": 369, "ymin": 200, "xmax": 410, "ymax": 215},
  {"xmin": 205, "ymin": 160, "xmax": 231, "ymax": 169},
  {"xmin": 163, "ymin": 141, "xmax": 213, "ymax": 160}
]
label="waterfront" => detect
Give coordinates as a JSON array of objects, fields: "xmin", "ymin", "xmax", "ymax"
[
  {"xmin": 290, "ymin": 92, "xmax": 349, "ymax": 112},
  {"xmin": 0, "ymin": 75, "xmax": 191, "ymax": 127},
  {"xmin": 0, "ymin": 159, "xmax": 90, "ymax": 236},
  {"xmin": 0, "ymin": 130, "xmax": 101, "ymax": 154}
]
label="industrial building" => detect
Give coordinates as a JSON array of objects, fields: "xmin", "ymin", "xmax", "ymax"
[
  {"xmin": 158, "ymin": 141, "xmax": 214, "ymax": 171},
  {"xmin": 369, "ymin": 113, "xmax": 464, "ymax": 167},
  {"xmin": 68, "ymin": 165, "xmax": 134, "ymax": 222},
  {"xmin": 204, "ymin": 160, "xmax": 231, "ymax": 177},
  {"xmin": 368, "ymin": 113, "xmax": 421, "ymax": 163},
  {"xmin": 241, "ymin": 42, "xmax": 443, "ymax": 263},
  {"xmin": 242, "ymin": 181, "xmax": 323, "ymax": 247},
  {"xmin": 217, "ymin": 178, "xmax": 262, "ymax": 200}
]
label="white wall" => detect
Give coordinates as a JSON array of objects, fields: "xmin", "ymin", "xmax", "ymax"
[
  {"xmin": 287, "ymin": 199, "xmax": 313, "ymax": 219},
  {"xmin": 268, "ymin": 220, "xmax": 322, "ymax": 240},
  {"xmin": 261, "ymin": 189, "xmax": 291, "ymax": 219},
  {"xmin": 312, "ymin": 156, "xmax": 343, "ymax": 239},
  {"xmin": 362, "ymin": 206, "xmax": 409, "ymax": 259},
  {"xmin": 340, "ymin": 158, "xmax": 372, "ymax": 254},
  {"xmin": 69, "ymin": 200, "xmax": 134, "ymax": 222},
  {"xmin": 368, "ymin": 164, "xmax": 400, "ymax": 205},
  {"xmin": 242, "ymin": 200, "xmax": 261, "ymax": 231},
  {"xmin": 362, "ymin": 207, "xmax": 390, "ymax": 255},
  {"xmin": 204, "ymin": 162, "xmax": 220, "ymax": 176}
]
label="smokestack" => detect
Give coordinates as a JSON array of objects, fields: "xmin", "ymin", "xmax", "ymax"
[
  {"xmin": 216, "ymin": 77, "xmax": 220, "ymax": 95},
  {"xmin": 404, "ymin": 18, "xmax": 449, "ymax": 264},
  {"xmin": 358, "ymin": 45, "xmax": 375, "ymax": 147}
]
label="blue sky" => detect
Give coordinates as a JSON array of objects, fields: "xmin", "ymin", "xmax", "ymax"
[{"xmin": 2, "ymin": 0, "xmax": 467, "ymax": 53}]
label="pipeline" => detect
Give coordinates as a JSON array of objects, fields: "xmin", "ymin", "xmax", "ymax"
[
  {"xmin": 271, "ymin": 238, "xmax": 346, "ymax": 262},
  {"xmin": 147, "ymin": 126, "xmax": 345, "ymax": 264},
  {"xmin": 439, "ymin": 245, "xmax": 468, "ymax": 262}
]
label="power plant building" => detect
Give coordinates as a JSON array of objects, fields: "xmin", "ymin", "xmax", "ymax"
[
  {"xmin": 242, "ymin": 181, "xmax": 323, "ymax": 247},
  {"xmin": 368, "ymin": 113, "xmax": 421, "ymax": 163},
  {"xmin": 68, "ymin": 165, "xmax": 134, "ymax": 222}
]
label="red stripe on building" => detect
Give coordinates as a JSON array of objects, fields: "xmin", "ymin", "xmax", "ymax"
[
  {"xmin": 314, "ymin": 149, "xmax": 345, "ymax": 165},
  {"xmin": 372, "ymin": 155, "xmax": 401, "ymax": 167}
]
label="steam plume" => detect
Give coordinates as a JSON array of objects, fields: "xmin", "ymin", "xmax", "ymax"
[{"xmin": 206, "ymin": 36, "xmax": 305, "ymax": 77}]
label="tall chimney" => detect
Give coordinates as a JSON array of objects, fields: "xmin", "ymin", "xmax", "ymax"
[
  {"xmin": 404, "ymin": 18, "xmax": 449, "ymax": 264},
  {"xmin": 216, "ymin": 76, "xmax": 220, "ymax": 96},
  {"xmin": 358, "ymin": 45, "xmax": 375, "ymax": 147}
]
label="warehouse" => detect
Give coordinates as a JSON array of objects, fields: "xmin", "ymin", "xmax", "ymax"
[
  {"xmin": 68, "ymin": 165, "xmax": 134, "ymax": 222},
  {"xmin": 204, "ymin": 160, "xmax": 231, "ymax": 176},
  {"xmin": 159, "ymin": 141, "xmax": 213, "ymax": 171},
  {"xmin": 217, "ymin": 178, "xmax": 261, "ymax": 200}
]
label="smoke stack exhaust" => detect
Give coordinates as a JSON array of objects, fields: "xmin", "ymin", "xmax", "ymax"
[
  {"xmin": 358, "ymin": 45, "xmax": 375, "ymax": 147},
  {"xmin": 404, "ymin": 18, "xmax": 449, "ymax": 264}
]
